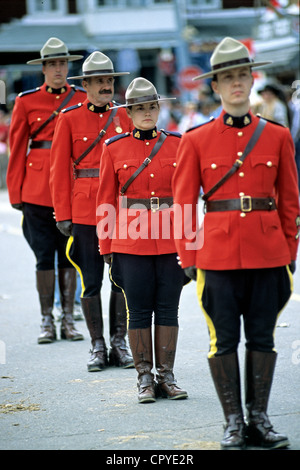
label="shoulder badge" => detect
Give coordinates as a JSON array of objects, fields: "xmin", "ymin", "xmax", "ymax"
[
  {"xmin": 18, "ymin": 87, "xmax": 41, "ymax": 98},
  {"xmin": 161, "ymin": 129, "xmax": 182, "ymax": 138},
  {"xmin": 62, "ymin": 103, "xmax": 83, "ymax": 113},
  {"xmin": 186, "ymin": 117, "xmax": 215, "ymax": 133},
  {"xmin": 105, "ymin": 132, "xmax": 130, "ymax": 146}
]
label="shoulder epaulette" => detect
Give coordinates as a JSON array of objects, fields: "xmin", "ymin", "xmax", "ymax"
[
  {"xmin": 70, "ymin": 84, "xmax": 86, "ymax": 93},
  {"xmin": 105, "ymin": 132, "xmax": 130, "ymax": 145},
  {"xmin": 186, "ymin": 117, "xmax": 215, "ymax": 133},
  {"xmin": 18, "ymin": 87, "xmax": 41, "ymax": 98},
  {"xmin": 257, "ymin": 114, "xmax": 284, "ymax": 127},
  {"xmin": 62, "ymin": 103, "xmax": 83, "ymax": 113},
  {"xmin": 161, "ymin": 129, "xmax": 182, "ymax": 138}
]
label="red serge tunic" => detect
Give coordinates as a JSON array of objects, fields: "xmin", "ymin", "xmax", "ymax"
[
  {"xmin": 96, "ymin": 129, "xmax": 181, "ymax": 255},
  {"xmin": 7, "ymin": 83, "xmax": 86, "ymax": 207},
  {"xmin": 172, "ymin": 111, "xmax": 300, "ymax": 270},
  {"xmin": 50, "ymin": 100, "xmax": 133, "ymax": 226}
]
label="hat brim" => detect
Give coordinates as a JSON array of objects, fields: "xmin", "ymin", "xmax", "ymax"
[
  {"xmin": 27, "ymin": 54, "xmax": 83, "ymax": 65},
  {"xmin": 193, "ymin": 61, "xmax": 272, "ymax": 80},
  {"xmin": 68, "ymin": 71, "xmax": 130, "ymax": 79},
  {"xmin": 110, "ymin": 97, "xmax": 176, "ymax": 109}
]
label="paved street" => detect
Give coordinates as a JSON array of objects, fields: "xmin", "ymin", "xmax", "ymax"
[{"xmin": 0, "ymin": 188, "xmax": 299, "ymax": 454}]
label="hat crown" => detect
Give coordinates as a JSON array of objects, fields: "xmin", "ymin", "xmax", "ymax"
[
  {"xmin": 82, "ymin": 51, "xmax": 114, "ymax": 74},
  {"xmin": 40, "ymin": 37, "xmax": 69, "ymax": 59},
  {"xmin": 126, "ymin": 78, "xmax": 158, "ymax": 103},
  {"xmin": 211, "ymin": 37, "xmax": 251, "ymax": 68}
]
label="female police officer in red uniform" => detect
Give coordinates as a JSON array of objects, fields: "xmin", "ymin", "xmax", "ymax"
[
  {"xmin": 173, "ymin": 37, "xmax": 300, "ymax": 449},
  {"xmin": 96, "ymin": 78, "xmax": 188, "ymax": 403}
]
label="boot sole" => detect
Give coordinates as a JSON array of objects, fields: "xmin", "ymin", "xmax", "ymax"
[
  {"xmin": 37, "ymin": 338, "xmax": 55, "ymax": 344},
  {"xmin": 138, "ymin": 397, "xmax": 156, "ymax": 404}
]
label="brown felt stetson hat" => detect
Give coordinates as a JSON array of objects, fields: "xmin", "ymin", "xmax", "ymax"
[
  {"xmin": 193, "ymin": 37, "xmax": 272, "ymax": 80},
  {"xmin": 68, "ymin": 51, "xmax": 130, "ymax": 79},
  {"xmin": 110, "ymin": 77, "xmax": 175, "ymax": 109},
  {"xmin": 27, "ymin": 37, "xmax": 83, "ymax": 65}
]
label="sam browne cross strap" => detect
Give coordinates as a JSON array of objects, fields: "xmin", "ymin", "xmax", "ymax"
[
  {"xmin": 29, "ymin": 87, "xmax": 76, "ymax": 146},
  {"xmin": 73, "ymin": 108, "xmax": 118, "ymax": 179},
  {"xmin": 120, "ymin": 131, "xmax": 174, "ymax": 212},
  {"xmin": 202, "ymin": 117, "xmax": 276, "ymax": 213}
]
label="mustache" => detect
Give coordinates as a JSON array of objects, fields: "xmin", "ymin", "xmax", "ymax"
[{"xmin": 100, "ymin": 89, "xmax": 112, "ymax": 94}]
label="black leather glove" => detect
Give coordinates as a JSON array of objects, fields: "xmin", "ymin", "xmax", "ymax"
[
  {"xmin": 184, "ymin": 266, "xmax": 197, "ymax": 281},
  {"xmin": 289, "ymin": 260, "xmax": 296, "ymax": 274},
  {"xmin": 103, "ymin": 253, "xmax": 113, "ymax": 265},
  {"xmin": 11, "ymin": 203, "xmax": 23, "ymax": 211},
  {"xmin": 56, "ymin": 220, "xmax": 73, "ymax": 237}
]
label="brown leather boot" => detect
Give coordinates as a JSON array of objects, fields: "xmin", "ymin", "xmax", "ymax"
[
  {"xmin": 109, "ymin": 291, "xmax": 134, "ymax": 368},
  {"xmin": 36, "ymin": 270, "xmax": 56, "ymax": 344},
  {"xmin": 128, "ymin": 327, "xmax": 156, "ymax": 403},
  {"xmin": 208, "ymin": 353, "xmax": 246, "ymax": 450},
  {"xmin": 59, "ymin": 268, "xmax": 83, "ymax": 341},
  {"xmin": 245, "ymin": 350, "xmax": 290, "ymax": 449},
  {"xmin": 81, "ymin": 295, "xmax": 108, "ymax": 372},
  {"xmin": 155, "ymin": 325, "xmax": 188, "ymax": 400}
]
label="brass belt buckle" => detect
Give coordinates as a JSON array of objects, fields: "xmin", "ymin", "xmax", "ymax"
[
  {"xmin": 240, "ymin": 195, "xmax": 252, "ymax": 212},
  {"xmin": 150, "ymin": 197, "xmax": 159, "ymax": 212}
]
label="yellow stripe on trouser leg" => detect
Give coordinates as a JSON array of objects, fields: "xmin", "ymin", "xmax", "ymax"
[
  {"xmin": 66, "ymin": 236, "xmax": 85, "ymax": 297},
  {"xmin": 196, "ymin": 268, "xmax": 218, "ymax": 358},
  {"xmin": 271, "ymin": 264, "xmax": 294, "ymax": 353},
  {"xmin": 108, "ymin": 264, "xmax": 130, "ymax": 330}
]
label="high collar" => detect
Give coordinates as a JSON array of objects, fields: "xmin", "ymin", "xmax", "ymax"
[
  {"xmin": 45, "ymin": 85, "xmax": 67, "ymax": 94},
  {"xmin": 133, "ymin": 127, "xmax": 158, "ymax": 140},
  {"xmin": 87, "ymin": 102, "xmax": 110, "ymax": 113},
  {"xmin": 223, "ymin": 112, "xmax": 252, "ymax": 128}
]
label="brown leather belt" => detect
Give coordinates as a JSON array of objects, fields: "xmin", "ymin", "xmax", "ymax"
[
  {"xmin": 206, "ymin": 196, "xmax": 276, "ymax": 213},
  {"xmin": 122, "ymin": 196, "xmax": 173, "ymax": 212},
  {"xmin": 30, "ymin": 140, "xmax": 52, "ymax": 149},
  {"xmin": 73, "ymin": 168, "xmax": 99, "ymax": 179}
]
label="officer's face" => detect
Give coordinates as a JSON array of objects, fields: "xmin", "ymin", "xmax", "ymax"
[
  {"xmin": 42, "ymin": 59, "xmax": 68, "ymax": 88},
  {"xmin": 126, "ymin": 102, "xmax": 160, "ymax": 131},
  {"xmin": 211, "ymin": 67, "xmax": 254, "ymax": 114},
  {"xmin": 83, "ymin": 76, "xmax": 115, "ymax": 107}
]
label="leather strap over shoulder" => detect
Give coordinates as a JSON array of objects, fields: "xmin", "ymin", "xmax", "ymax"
[
  {"xmin": 120, "ymin": 131, "xmax": 167, "ymax": 196},
  {"xmin": 202, "ymin": 118, "xmax": 267, "ymax": 202}
]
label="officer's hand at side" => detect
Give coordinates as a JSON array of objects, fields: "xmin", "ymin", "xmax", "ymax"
[
  {"xmin": 289, "ymin": 260, "xmax": 296, "ymax": 274},
  {"xmin": 184, "ymin": 266, "xmax": 197, "ymax": 281},
  {"xmin": 11, "ymin": 203, "xmax": 23, "ymax": 211},
  {"xmin": 56, "ymin": 220, "xmax": 73, "ymax": 237},
  {"xmin": 103, "ymin": 253, "xmax": 113, "ymax": 265}
]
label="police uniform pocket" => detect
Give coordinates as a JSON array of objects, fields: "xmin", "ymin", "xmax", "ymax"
[
  {"xmin": 160, "ymin": 158, "xmax": 177, "ymax": 187},
  {"xmin": 203, "ymin": 213, "xmax": 231, "ymax": 260},
  {"xmin": 26, "ymin": 154, "xmax": 44, "ymax": 171},
  {"xmin": 202, "ymin": 158, "xmax": 232, "ymax": 195},
  {"xmin": 114, "ymin": 159, "xmax": 140, "ymax": 191},
  {"xmin": 250, "ymin": 154, "xmax": 278, "ymax": 193}
]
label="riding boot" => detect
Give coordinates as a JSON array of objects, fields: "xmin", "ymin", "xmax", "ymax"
[
  {"xmin": 208, "ymin": 353, "xmax": 246, "ymax": 450},
  {"xmin": 155, "ymin": 325, "xmax": 188, "ymax": 400},
  {"xmin": 36, "ymin": 270, "xmax": 56, "ymax": 344},
  {"xmin": 58, "ymin": 268, "xmax": 83, "ymax": 341},
  {"xmin": 128, "ymin": 327, "xmax": 156, "ymax": 403},
  {"xmin": 108, "ymin": 290, "xmax": 134, "ymax": 368},
  {"xmin": 245, "ymin": 350, "xmax": 290, "ymax": 449},
  {"xmin": 81, "ymin": 295, "xmax": 108, "ymax": 372}
]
